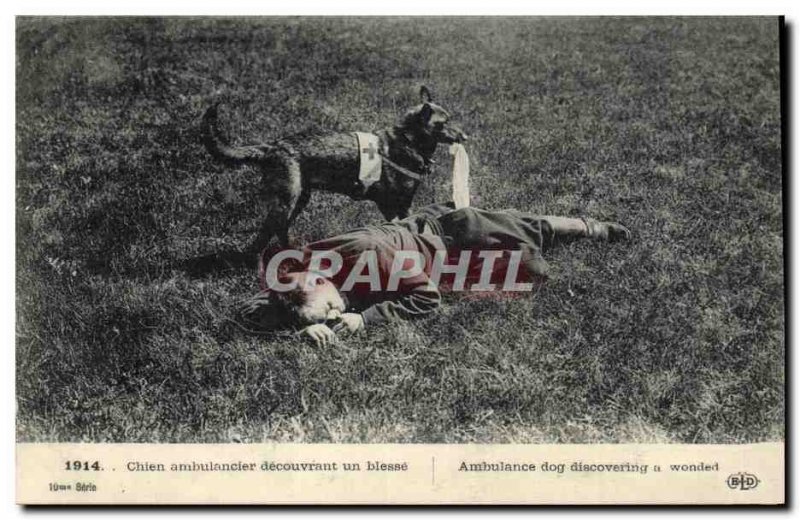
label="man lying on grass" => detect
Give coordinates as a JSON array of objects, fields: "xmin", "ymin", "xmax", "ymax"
[{"xmin": 239, "ymin": 203, "xmax": 630, "ymax": 346}]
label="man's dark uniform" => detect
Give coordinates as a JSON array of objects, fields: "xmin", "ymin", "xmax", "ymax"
[{"xmin": 260, "ymin": 204, "xmax": 572, "ymax": 325}]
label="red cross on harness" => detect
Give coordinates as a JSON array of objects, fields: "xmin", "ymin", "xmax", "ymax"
[{"xmin": 362, "ymin": 141, "xmax": 378, "ymax": 160}]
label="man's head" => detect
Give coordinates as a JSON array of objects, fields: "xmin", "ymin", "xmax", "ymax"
[{"xmin": 270, "ymin": 270, "xmax": 347, "ymax": 326}]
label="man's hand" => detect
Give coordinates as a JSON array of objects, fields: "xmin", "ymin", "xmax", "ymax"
[
  {"xmin": 332, "ymin": 313, "xmax": 365, "ymax": 335},
  {"xmin": 299, "ymin": 323, "xmax": 337, "ymax": 347}
]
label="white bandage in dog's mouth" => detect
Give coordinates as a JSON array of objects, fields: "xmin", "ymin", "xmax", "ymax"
[{"xmin": 449, "ymin": 143, "xmax": 470, "ymax": 209}]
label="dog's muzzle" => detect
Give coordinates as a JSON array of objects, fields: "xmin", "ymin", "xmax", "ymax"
[
  {"xmin": 434, "ymin": 125, "xmax": 468, "ymax": 144},
  {"xmin": 440, "ymin": 125, "xmax": 468, "ymax": 144}
]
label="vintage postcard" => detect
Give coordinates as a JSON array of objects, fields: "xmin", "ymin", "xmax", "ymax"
[{"xmin": 15, "ymin": 16, "xmax": 785, "ymax": 504}]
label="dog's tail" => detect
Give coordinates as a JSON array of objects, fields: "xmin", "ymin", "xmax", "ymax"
[{"xmin": 202, "ymin": 103, "xmax": 266, "ymax": 165}]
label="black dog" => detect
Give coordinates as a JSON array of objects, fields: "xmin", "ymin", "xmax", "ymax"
[{"xmin": 202, "ymin": 86, "xmax": 467, "ymax": 249}]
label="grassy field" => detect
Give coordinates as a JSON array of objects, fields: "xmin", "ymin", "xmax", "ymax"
[{"xmin": 16, "ymin": 17, "xmax": 783, "ymax": 443}]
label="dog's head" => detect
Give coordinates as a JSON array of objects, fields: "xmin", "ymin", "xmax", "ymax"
[{"xmin": 399, "ymin": 86, "xmax": 468, "ymax": 146}]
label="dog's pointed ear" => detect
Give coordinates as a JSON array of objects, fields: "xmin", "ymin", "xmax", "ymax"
[
  {"xmin": 420, "ymin": 85, "xmax": 433, "ymax": 103},
  {"xmin": 419, "ymin": 103, "xmax": 434, "ymax": 123}
]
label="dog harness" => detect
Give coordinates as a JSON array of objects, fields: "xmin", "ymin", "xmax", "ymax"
[
  {"xmin": 354, "ymin": 132, "xmax": 383, "ymax": 190},
  {"xmin": 354, "ymin": 131, "xmax": 425, "ymax": 188}
]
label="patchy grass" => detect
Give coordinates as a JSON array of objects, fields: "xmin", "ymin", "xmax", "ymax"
[{"xmin": 16, "ymin": 17, "xmax": 783, "ymax": 443}]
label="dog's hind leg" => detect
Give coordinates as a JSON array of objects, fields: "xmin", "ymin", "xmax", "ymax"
[
  {"xmin": 284, "ymin": 189, "xmax": 311, "ymax": 239},
  {"xmin": 248, "ymin": 158, "xmax": 304, "ymax": 251},
  {"xmin": 272, "ymin": 194, "xmax": 306, "ymax": 247},
  {"xmin": 246, "ymin": 213, "xmax": 280, "ymax": 254}
]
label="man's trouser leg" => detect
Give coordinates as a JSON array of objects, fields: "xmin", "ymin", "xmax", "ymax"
[
  {"xmin": 539, "ymin": 216, "xmax": 591, "ymax": 242},
  {"xmin": 539, "ymin": 215, "xmax": 630, "ymax": 244}
]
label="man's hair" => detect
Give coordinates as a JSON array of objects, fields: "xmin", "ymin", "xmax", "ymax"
[
  {"xmin": 238, "ymin": 273, "xmax": 309, "ymax": 331},
  {"xmin": 269, "ymin": 273, "xmax": 308, "ymax": 319}
]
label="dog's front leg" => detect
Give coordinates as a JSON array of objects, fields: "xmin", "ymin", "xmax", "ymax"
[
  {"xmin": 394, "ymin": 207, "xmax": 411, "ymax": 220},
  {"xmin": 376, "ymin": 194, "xmax": 413, "ymax": 222},
  {"xmin": 391, "ymin": 197, "xmax": 414, "ymax": 221},
  {"xmin": 376, "ymin": 203, "xmax": 399, "ymax": 222}
]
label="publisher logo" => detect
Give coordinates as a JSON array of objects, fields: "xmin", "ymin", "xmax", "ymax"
[{"xmin": 726, "ymin": 473, "xmax": 760, "ymax": 491}]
